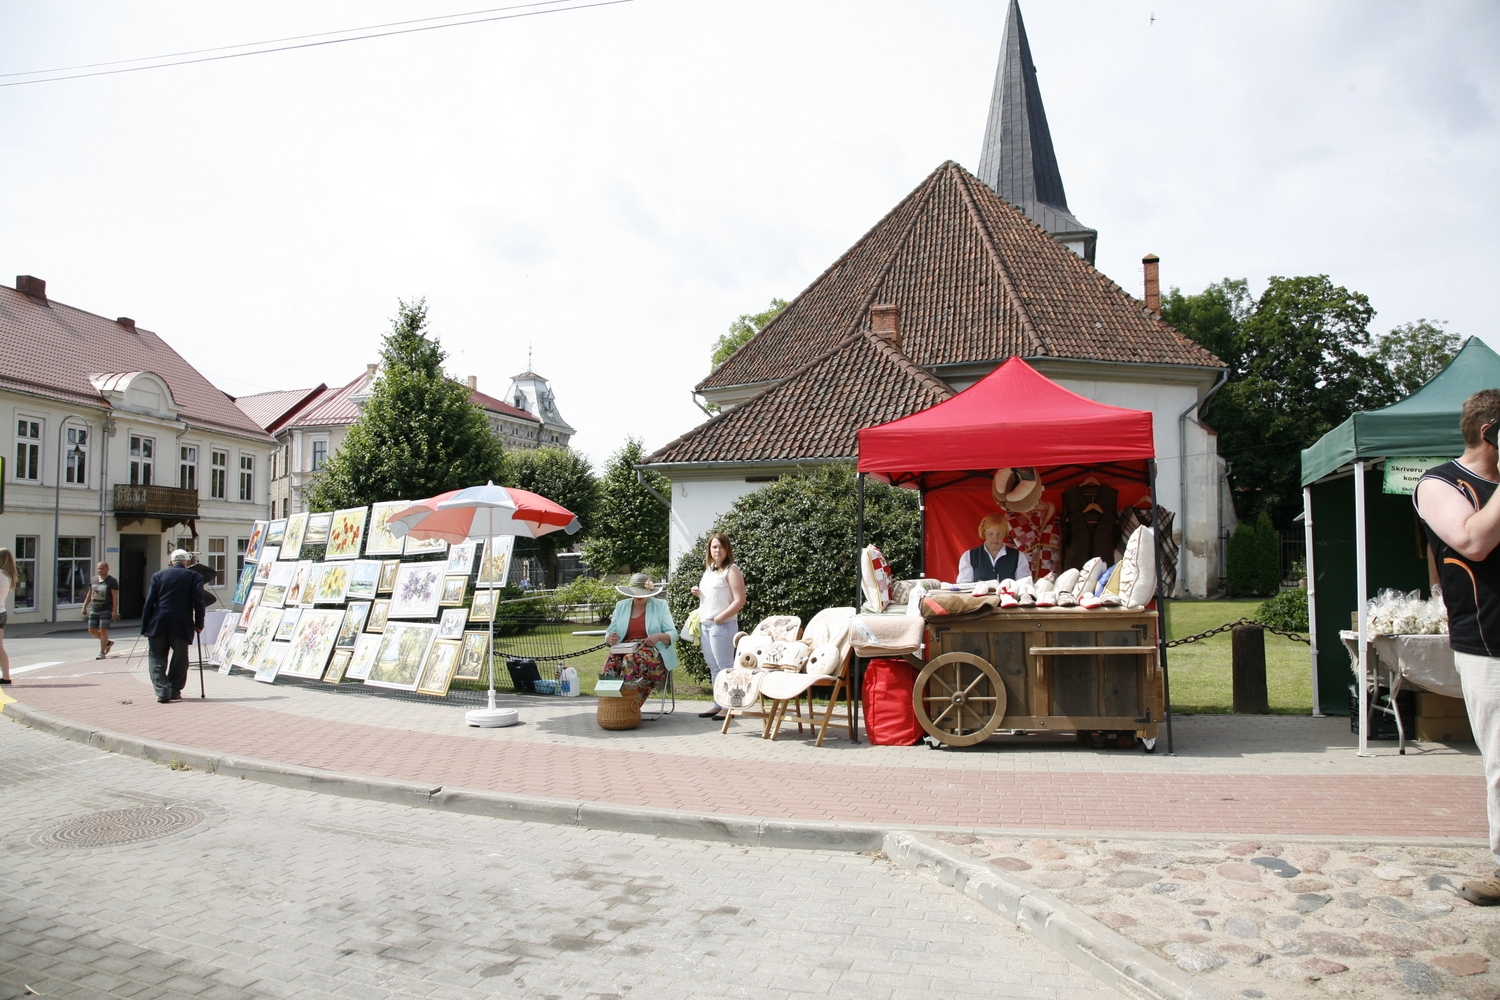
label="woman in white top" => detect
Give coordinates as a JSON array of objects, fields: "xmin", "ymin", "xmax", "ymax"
[
  {"xmin": 691, "ymin": 533, "xmax": 746, "ymax": 720},
  {"xmin": 0, "ymin": 547, "xmax": 15, "ymax": 684}
]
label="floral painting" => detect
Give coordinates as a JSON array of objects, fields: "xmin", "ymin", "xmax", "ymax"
[
  {"xmin": 210, "ymin": 621, "xmax": 237, "ymax": 666},
  {"xmin": 304, "ymin": 512, "xmax": 332, "ymax": 545},
  {"xmin": 347, "ymin": 633, "xmax": 382, "ymax": 679},
  {"xmin": 366, "ymin": 599, "xmax": 391, "ymax": 632},
  {"xmin": 281, "ymin": 608, "xmax": 343, "ymax": 679},
  {"xmin": 325, "ymin": 506, "xmax": 369, "ymax": 560},
  {"xmin": 337, "ymin": 602, "xmax": 371, "ymax": 647},
  {"xmin": 323, "ymin": 649, "xmax": 352, "ymax": 684},
  {"xmin": 284, "ymin": 561, "xmax": 314, "ymax": 607},
  {"xmin": 218, "ymin": 634, "xmax": 242, "ymax": 675},
  {"xmin": 364, "ymin": 500, "xmax": 409, "ymax": 557},
  {"xmin": 303, "ymin": 564, "xmax": 328, "ymax": 607},
  {"xmin": 389, "ymin": 563, "xmax": 443, "ymax": 619},
  {"xmin": 364, "ymin": 622, "xmax": 438, "ymax": 691},
  {"xmin": 446, "ymin": 541, "xmax": 478, "ymax": 576},
  {"xmin": 254, "ymin": 548, "xmax": 280, "ymax": 582},
  {"xmin": 475, "ymin": 535, "xmax": 515, "ymax": 588},
  {"xmin": 231, "ymin": 562, "xmax": 257, "ymax": 607},
  {"xmin": 467, "ymin": 588, "xmax": 496, "ymax": 623},
  {"xmin": 404, "ymin": 533, "xmax": 448, "ymax": 557},
  {"xmin": 266, "ymin": 519, "xmax": 287, "ymax": 546},
  {"xmin": 244, "ymin": 520, "xmax": 268, "ymax": 564},
  {"xmin": 439, "ymin": 575, "xmax": 467, "ymax": 606},
  {"xmin": 417, "ymin": 640, "xmax": 461, "ymax": 697},
  {"xmin": 346, "ymin": 560, "xmax": 381, "ymax": 600},
  {"xmin": 280, "ymin": 512, "xmax": 309, "ymax": 560},
  {"xmin": 437, "ymin": 608, "xmax": 467, "ymax": 640},
  {"xmin": 274, "ymin": 608, "xmax": 302, "ymax": 642},
  {"xmin": 315, "ymin": 562, "xmax": 351, "ymax": 604},
  {"xmin": 238, "ymin": 585, "xmax": 265, "ymax": 630},
  {"xmin": 456, "ymin": 631, "xmax": 490, "ymax": 681},
  {"xmin": 254, "ymin": 641, "xmax": 290, "ymax": 683},
  {"xmin": 377, "ymin": 560, "xmax": 400, "ymax": 594},
  {"xmin": 262, "ymin": 561, "xmax": 298, "ymax": 608},
  {"xmin": 235, "ymin": 606, "xmax": 281, "ymax": 670}
]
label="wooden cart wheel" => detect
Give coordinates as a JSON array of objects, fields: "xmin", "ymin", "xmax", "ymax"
[{"xmin": 912, "ymin": 652, "xmax": 1007, "ymax": 747}]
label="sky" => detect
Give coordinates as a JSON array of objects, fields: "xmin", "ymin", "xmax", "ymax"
[{"xmin": 2, "ymin": 1, "xmax": 1497, "ymax": 467}]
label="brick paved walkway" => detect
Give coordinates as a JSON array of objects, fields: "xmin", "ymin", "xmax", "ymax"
[{"xmin": 3, "ymin": 654, "xmax": 1486, "ymax": 839}]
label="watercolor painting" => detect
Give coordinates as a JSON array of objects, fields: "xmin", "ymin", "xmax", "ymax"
[
  {"xmin": 210, "ymin": 620, "xmax": 237, "ymax": 665},
  {"xmin": 446, "ymin": 541, "xmax": 478, "ymax": 576},
  {"xmin": 467, "ymin": 588, "xmax": 496, "ymax": 623},
  {"xmin": 231, "ymin": 562, "xmax": 257, "ymax": 607},
  {"xmin": 284, "ymin": 560, "xmax": 314, "ymax": 607},
  {"xmin": 325, "ymin": 506, "xmax": 369, "ymax": 560},
  {"xmin": 280, "ymin": 608, "xmax": 343, "ymax": 679},
  {"xmin": 218, "ymin": 633, "xmax": 242, "ymax": 675},
  {"xmin": 323, "ymin": 649, "xmax": 352, "ymax": 684},
  {"xmin": 364, "ymin": 500, "xmax": 409, "ymax": 556},
  {"xmin": 439, "ymin": 575, "xmax": 467, "ymax": 606},
  {"xmin": 404, "ymin": 533, "xmax": 448, "ymax": 557},
  {"xmin": 437, "ymin": 608, "xmax": 467, "ymax": 640},
  {"xmin": 377, "ymin": 560, "xmax": 400, "ymax": 593},
  {"xmin": 262, "ymin": 561, "xmax": 298, "ymax": 608},
  {"xmin": 346, "ymin": 560, "xmax": 381, "ymax": 600},
  {"xmin": 244, "ymin": 520, "xmax": 268, "ymax": 563},
  {"xmin": 254, "ymin": 641, "xmax": 290, "ymax": 683},
  {"xmin": 266, "ymin": 519, "xmax": 287, "ymax": 547},
  {"xmin": 366, "ymin": 599, "xmax": 391, "ymax": 632},
  {"xmin": 280, "ymin": 511, "xmax": 309, "ymax": 559},
  {"xmin": 417, "ymin": 641, "xmax": 461, "ymax": 697},
  {"xmin": 346, "ymin": 632, "xmax": 381, "ymax": 680},
  {"xmin": 315, "ymin": 562, "xmax": 351, "ymax": 604},
  {"xmin": 475, "ymin": 535, "xmax": 515, "ymax": 588},
  {"xmin": 274, "ymin": 607, "xmax": 302, "ymax": 642},
  {"xmin": 235, "ymin": 606, "xmax": 281, "ymax": 670},
  {"xmin": 254, "ymin": 548, "xmax": 280, "ymax": 582},
  {"xmin": 238, "ymin": 585, "xmax": 266, "ymax": 629},
  {"xmin": 456, "ymin": 631, "xmax": 490, "ymax": 681},
  {"xmin": 337, "ymin": 602, "xmax": 371, "ymax": 647},
  {"xmin": 364, "ymin": 622, "xmax": 438, "ymax": 691},
  {"xmin": 304, "ymin": 512, "xmax": 332, "ymax": 545},
  {"xmin": 389, "ymin": 562, "xmax": 443, "ymax": 619},
  {"xmin": 303, "ymin": 564, "xmax": 328, "ymax": 607}
]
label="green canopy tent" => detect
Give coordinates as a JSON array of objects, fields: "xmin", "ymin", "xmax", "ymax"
[{"xmin": 1299, "ymin": 337, "xmax": 1500, "ymax": 752}]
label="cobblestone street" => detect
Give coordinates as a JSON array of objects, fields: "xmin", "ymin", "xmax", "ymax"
[{"xmin": 0, "ymin": 720, "xmax": 1122, "ymax": 1000}]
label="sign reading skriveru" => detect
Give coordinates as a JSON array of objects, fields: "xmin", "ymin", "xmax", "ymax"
[{"xmin": 1383, "ymin": 457, "xmax": 1454, "ymax": 495}]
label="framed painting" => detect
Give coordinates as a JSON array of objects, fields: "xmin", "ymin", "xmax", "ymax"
[
  {"xmin": 254, "ymin": 548, "xmax": 280, "ymax": 582},
  {"xmin": 467, "ymin": 588, "xmax": 497, "ymax": 623},
  {"xmin": 315, "ymin": 562, "xmax": 351, "ymax": 604},
  {"xmin": 337, "ymin": 602, "xmax": 371, "ymax": 648},
  {"xmin": 417, "ymin": 640, "xmax": 461, "ymax": 697},
  {"xmin": 280, "ymin": 512, "xmax": 309, "ymax": 560},
  {"xmin": 274, "ymin": 607, "xmax": 302, "ymax": 642},
  {"xmin": 346, "ymin": 560, "xmax": 381, "ymax": 601},
  {"xmin": 389, "ymin": 562, "xmax": 443, "ymax": 619},
  {"xmin": 235, "ymin": 606, "xmax": 281, "ymax": 670},
  {"xmin": 266, "ymin": 519, "xmax": 287, "ymax": 547},
  {"xmin": 446, "ymin": 541, "xmax": 478, "ymax": 577},
  {"xmin": 244, "ymin": 520, "xmax": 269, "ymax": 564},
  {"xmin": 364, "ymin": 500, "xmax": 408, "ymax": 556},
  {"xmin": 437, "ymin": 607, "xmax": 467, "ymax": 640},
  {"xmin": 377, "ymin": 560, "xmax": 400, "ymax": 594},
  {"xmin": 456, "ymin": 631, "xmax": 490, "ymax": 681},
  {"xmin": 262, "ymin": 561, "xmax": 298, "ymax": 608},
  {"xmin": 304, "ymin": 512, "xmax": 333, "ymax": 546},
  {"xmin": 281, "ymin": 608, "xmax": 343, "ymax": 679},
  {"xmin": 283, "ymin": 560, "xmax": 313, "ymax": 608},
  {"xmin": 439, "ymin": 575, "xmax": 468, "ymax": 607},
  {"xmin": 364, "ymin": 622, "xmax": 438, "ymax": 691},
  {"xmin": 323, "ymin": 649, "xmax": 352, "ymax": 684},
  {"xmin": 231, "ymin": 562, "xmax": 257, "ymax": 607},
  {"xmin": 366, "ymin": 599, "xmax": 391, "ymax": 632},
  {"xmin": 238, "ymin": 585, "xmax": 266, "ymax": 630},
  {"xmin": 218, "ymin": 633, "xmax": 242, "ymax": 675},
  {"xmin": 254, "ymin": 641, "xmax": 291, "ymax": 683},
  {"xmin": 325, "ymin": 506, "xmax": 369, "ymax": 560},
  {"xmin": 347, "ymin": 632, "xmax": 382, "ymax": 680},
  {"xmin": 475, "ymin": 535, "xmax": 515, "ymax": 588},
  {"xmin": 210, "ymin": 620, "xmax": 237, "ymax": 665},
  {"xmin": 404, "ymin": 534, "xmax": 448, "ymax": 557},
  {"xmin": 303, "ymin": 564, "xmax": 328, "ymax": 607}
]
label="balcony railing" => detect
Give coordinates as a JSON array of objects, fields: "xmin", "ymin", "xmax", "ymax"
[{"xmin": 113, "ymin": 484, "xmax": 199, "ymax": 519}]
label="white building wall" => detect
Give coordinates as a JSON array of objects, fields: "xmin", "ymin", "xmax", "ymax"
[{"xmin": 667, "ymin": 476, "xmax": 765, "ymax": 571}]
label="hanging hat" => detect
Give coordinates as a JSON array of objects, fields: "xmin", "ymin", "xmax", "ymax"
[
  {"xmin": 991, "ymin": 468, "xmax": 1018, "ymax": 507},
  {"xmin": 615, "ymin": 573, "xmax": 664, "ymax": 598},
  {"xmin": 992, "ymin": 467, "xmax": 1044, "ymax": 513}
]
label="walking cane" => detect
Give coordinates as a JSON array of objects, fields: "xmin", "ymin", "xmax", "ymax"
[{"xmin": 196, "ymin": 632, "xmax": 206, "ymax": 699}]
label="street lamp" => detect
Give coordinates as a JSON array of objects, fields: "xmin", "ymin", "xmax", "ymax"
[{"xmin": 51, "ymin": 414, "xmax": 89, "ymax": 623}]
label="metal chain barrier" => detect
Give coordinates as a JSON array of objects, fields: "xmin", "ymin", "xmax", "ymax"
[{"xmin": 1165, "ymin": 616, "xmax": 1310, "ymax": 647}]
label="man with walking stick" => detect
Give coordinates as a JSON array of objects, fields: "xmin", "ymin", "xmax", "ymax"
[{"xmin": 141, "ymin": 549, "xmax": 206, "ymax": 704}]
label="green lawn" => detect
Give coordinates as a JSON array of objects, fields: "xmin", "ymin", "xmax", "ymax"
[
  {"xmin": 450, "ymin": 624, "xmax": 713, "ymax": 699},
  {"xmin": 1163, "ymin": 598, "xmax": 1313, "ymax": 715}
]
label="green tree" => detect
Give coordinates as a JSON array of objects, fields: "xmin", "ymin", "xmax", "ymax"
[
  {"xmin": 510, "ymin": 447, "xmax": 598, "ymax": 587},
  {"xmin": 583, "ymin": 437, "xmax": 669, "ymax": 576},
  {"xmin": 1160, "ymin": 279, "xmax": 1252, "ymax": 374},
  {"xmin": 1225, "ymin": 513, "xmax": 1279, "ymax": 598},
  {"xmin": 1373, "ymin": 320, "xmax": 1462, "ymax": 396},
  {"xmin": 711, "ymin": 297, "xmax": 788, "ymax": 370},
  {"xmin": 306, "ymin": 299, "xmax": 507, "ymax": 510}
]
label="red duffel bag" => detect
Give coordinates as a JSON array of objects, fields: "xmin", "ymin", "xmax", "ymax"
[{"xmin": 862, "ymin": 657, "xmax": 923, "ymax": 746}]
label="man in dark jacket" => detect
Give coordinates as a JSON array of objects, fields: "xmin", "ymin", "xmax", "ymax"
[{"xmin": 141, "ymin": 549, "xmax": 206, "ymax": 703}]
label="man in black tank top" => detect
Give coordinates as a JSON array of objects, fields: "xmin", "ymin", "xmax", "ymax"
[{"xmin": 1414, "ymin": 388, "xmax": 1500, "ymax": 905}]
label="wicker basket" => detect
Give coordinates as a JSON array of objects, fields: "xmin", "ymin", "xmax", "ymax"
[{"xmin": 596, "ymin": 683, "xmax": 642, "ymax": 730}]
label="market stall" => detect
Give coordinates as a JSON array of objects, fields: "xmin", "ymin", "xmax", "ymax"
[
  {"xmin": 1300, "ymin": 337, "xmax": 1500, "ymax": 752},
  {"xmin": 856, "ymin": 357, "xmax": 1174, "ymax": 751}
]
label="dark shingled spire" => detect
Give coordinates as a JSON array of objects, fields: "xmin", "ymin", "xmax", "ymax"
[{"xmin": 977, "ymin": 0, "xmax": 1097, "ymax": 263}]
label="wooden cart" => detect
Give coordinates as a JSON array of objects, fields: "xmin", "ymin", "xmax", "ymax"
[{"xmin": 914, "ymin": 607, "xmax": 1163, "ymax": 749}]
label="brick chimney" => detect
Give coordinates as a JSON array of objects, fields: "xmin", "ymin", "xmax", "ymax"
[
  {"xmin": 466, "ymin": 375, "xmax": 479, "ymax": 392},
  {"xmin": 870, "ymin": 303, "xmax": 901, "ymax": 351},
  {"xmin": 365, "ymin": 363, "xmax": 377, "ymax": 379},
  {"xmin": 16, "ymin": 275, "xmax": 46, "ymax": 303},
  {"xmin": 116, "ymin": 317, "xmax": 136, "ymax": 332},
  {"xmin": 1142, "ymin": 254, "xmax": 1160, "ymax": 313}
]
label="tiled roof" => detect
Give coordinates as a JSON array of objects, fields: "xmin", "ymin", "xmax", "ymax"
[
  {"xmin": 235, "ymin": 386, "xmax": 326, "ymax": 434},
  {"xmin": 698, "ymin": 161, "xmax": 1221, "ymax": 393},
  {"xmin": 469, "ymin": 388, "xmax": 539, "ymax": 423},
  {"xmin": 0, "ymin": 282, "xmax": 274, "ymax": 441},
  {"xmin": 286, "ymin": 373, "xmax": 368, "ymax": 429},
  {"xmin": 645, "ymin": 333, "xmax": 953, "ymax": 466}
]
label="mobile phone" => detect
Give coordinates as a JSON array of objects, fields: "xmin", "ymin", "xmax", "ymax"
[{"xmin": 1487, "ymin": 423, "xmax": 1499, "ymax": 448}]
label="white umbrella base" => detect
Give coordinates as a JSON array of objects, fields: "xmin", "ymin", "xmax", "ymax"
[{"xmin": 465, "ymin": 707, "xmax": 519, "ymax": 728}]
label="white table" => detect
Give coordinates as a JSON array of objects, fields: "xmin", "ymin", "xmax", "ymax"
[{"xmin": 1340, "ymin": 630, "xmax": 1461, "ymax": 753}]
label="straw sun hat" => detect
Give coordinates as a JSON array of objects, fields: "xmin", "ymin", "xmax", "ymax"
[
  {"xmin": 615, "ymin": 573, "xmax": 665, "ymax": 598},
  {"xmin": 992, "ymin": 467, "xmax": 1044, "ymax": 513}
]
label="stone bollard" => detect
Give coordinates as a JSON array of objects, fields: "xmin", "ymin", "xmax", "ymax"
[{"xmin": 1232, "ymin": 624, "xmax": 1270, "ymax": 714}]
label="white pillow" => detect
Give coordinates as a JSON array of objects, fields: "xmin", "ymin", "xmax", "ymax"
[
  {"xmin": 860, "ymin": 545, "xmax": 892, "ymax": 613},
  {"xmin": 1075, "ymin": 557, "xmax": 1105, "ymax": 597},
  {"xmin": 806, "ymin": 642, "xmax": 843, "ymax": 677},
  {"xmin": 1118, "ymin": 526, "xmax": 1157, "ymax": 608}
]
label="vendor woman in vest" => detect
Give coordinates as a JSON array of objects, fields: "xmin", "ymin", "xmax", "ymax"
[{"xmin": 956, "ymin": 513, "xmax": 1032, "ymax": 585}]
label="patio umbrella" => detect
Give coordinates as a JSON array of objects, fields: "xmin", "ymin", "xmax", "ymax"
[{"xmin": 387, "ymin": 482, "xmax": 580, "ymax": 726}]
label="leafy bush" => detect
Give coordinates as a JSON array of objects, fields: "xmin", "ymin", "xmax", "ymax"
[
  {"xmin": 1258, "ymin": 587, "xmax": 1309, "ymax": 632},
  {"xmin": 553, "ymin": 576, "xmax": 617, "ymax": 623},
  {"xmin": 493, "ymin": 587, "xmax": 556, "ymax": 635},
  {"xmin": 666, "ymin": 465, "xmax": 919, "ymax": 681},
  {"xmin": 1227, "ymin": 512, "xmax": 1280, "ymax": 597}
]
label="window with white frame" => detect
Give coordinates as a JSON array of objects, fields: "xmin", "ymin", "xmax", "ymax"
[
  {"xmin": 55, "ymin": 536, "xmax": 92, "ymax": 606},
  {"xmin": 210, "ymin": 449, "xmax": 227, "ymax": 499},
  {"xmin": 15, "ymin": 417, "xmax": 41, "ymax": 482},
  {"xmin": 179, "ymin": 444, "xmax": 197, "ymax": 491},
  {"xmin": 239, "ymin": 454, "xmax": 254, "ymax": 501},
  {"xmin": 129, "ymin": 434, "xmax": 154, "ymax": 486},
  {"xmin": 207, "ymin": 537, "xmax": 227, "ymax": 586},
  {"xmin": 311, "ymin": 438, "xmax": 328, "ymax": 471},
  {"xmin": 13, "ymin": 536, "xmax": 37, "ymax": 609},
  {"xmin": 64, "ymin": 425, "xmax": 88, "ymax": 485},
  {"xmin": 235, "ymin": 537, "xmax": 248, "ymax": 579}
]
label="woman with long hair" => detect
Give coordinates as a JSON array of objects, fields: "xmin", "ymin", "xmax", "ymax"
[
  {"xmin": 0, "ymin": 548, "xmax": 16, "ymax": 683},
  {"xmin": 691, "ymin": 533, "xmax": 746, "ymax": 720}
]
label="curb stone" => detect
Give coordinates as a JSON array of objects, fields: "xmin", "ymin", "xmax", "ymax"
[{"xmin": 883, "ymin": 832, "xmax": 1230, "ymax": 1000}]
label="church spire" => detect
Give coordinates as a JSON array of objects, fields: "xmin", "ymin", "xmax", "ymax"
[{"xmin": 977, "ymin": 0, "xmax": 1097, "ymax": 263}]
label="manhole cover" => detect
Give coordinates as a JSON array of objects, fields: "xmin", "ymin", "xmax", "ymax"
[{"xmin": 28, "ymin": 806, "xmax": 205, "ymax": 849}]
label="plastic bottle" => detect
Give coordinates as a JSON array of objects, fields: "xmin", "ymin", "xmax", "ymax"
[{"xmin": 559, "ymin": 665, "xmax": 580, "ymax": 697}]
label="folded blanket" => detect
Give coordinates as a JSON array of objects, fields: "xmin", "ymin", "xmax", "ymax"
[{"xmin": 849, "ymin": 613, "xmax": 925, "ymax": 656}]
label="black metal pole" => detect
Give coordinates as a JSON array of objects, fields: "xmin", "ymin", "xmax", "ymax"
[
  {"xmin": 197, "ymin": 632, "xmax": 206, "ymax": 698},
  {"xmin": 1149, "ymin": 460, "xmax": 1175, "ymax": 755},
  {"xmin": 852, "ymin": 472, "xmax": 866, "ymax": 744}
]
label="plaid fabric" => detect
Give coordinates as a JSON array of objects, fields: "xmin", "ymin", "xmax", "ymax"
[
  {"xmin": 1010, "ymin": 510, "xmax": 1062, "ymax": 578},
  {"xmin": 1118, "ymin": 505, "xmax": 1179, "ymax": 595}
]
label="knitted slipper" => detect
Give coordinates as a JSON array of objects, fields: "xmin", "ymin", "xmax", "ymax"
[{"xmin": 1056, "ymin": 590, "xmax": 1077, "ymax": 608}]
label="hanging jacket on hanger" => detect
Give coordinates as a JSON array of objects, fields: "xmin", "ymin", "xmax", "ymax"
[{"xmin": 1061, "ymin": 482, "xmax": 1118, "ymax": 570}]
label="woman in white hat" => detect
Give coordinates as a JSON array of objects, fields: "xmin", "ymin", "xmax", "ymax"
[
  {"xmin": 603, "ymin": 573, "xmax": 678, "ymax": 703},
  {"xmin": 956, "ymin": 513, "xmax": 1032, "ymax": 585}
]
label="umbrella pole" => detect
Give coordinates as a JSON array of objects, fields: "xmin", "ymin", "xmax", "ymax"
[{"xmin": 487, "ymin": 530, "xmax": 497, "ymax": 712}]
